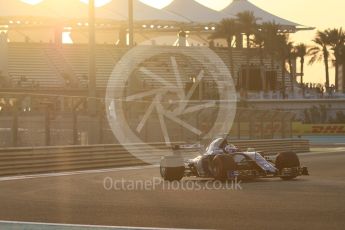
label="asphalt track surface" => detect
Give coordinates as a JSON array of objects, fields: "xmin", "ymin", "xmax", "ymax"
[{"xmin": 0, "ymin": 148, "xmax": 345, "ymax": 230}]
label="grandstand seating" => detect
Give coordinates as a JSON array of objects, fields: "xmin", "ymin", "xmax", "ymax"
[
  {"xmin": 8, "ymin": 43, "xmax": 65, "ymax": 88},
  {"xmin": 43, "ymin": 44, "xmax": 79, "ymax": 87},
  {"xmin": 6, "ymin": 43, "xmax": 292, "ymax": 91}
]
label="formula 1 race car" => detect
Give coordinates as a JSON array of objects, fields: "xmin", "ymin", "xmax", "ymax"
[{"xmin": 160, "ymin": 138, "xmax": 309, "ymax": 181}]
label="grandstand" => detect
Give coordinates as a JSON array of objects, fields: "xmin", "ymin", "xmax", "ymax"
[
  {"xmin": 3, "ymin": 43, "xmax": 287, "ymax": 91},
  {"xmin": 0, "ymin": 0, "xmax": 312, "ymax": 93},
  {"xmin": 1, "ymin": 0, "xmax": 343, "ymax": 148}
]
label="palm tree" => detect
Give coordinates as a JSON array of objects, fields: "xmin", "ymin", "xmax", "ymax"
[
  {"xmin": 236, "ymin": 11, "xmax": 258, "ymax": 93},
  {"xmin": 294, "ymin": 43, "xmax": 307, "ymax": 85},
  {"xmin": 253, "ymin": 29, "xmax": 265, "ymax": 62},
  {"xmin": 252, "ymin": 22, "xmax": 279, "ymax": 92},
  {"xmin": 294, "ymin": 43, "xmax": 307, "ymax": 95},
  {"xmin": 236, "ymin": 11, "xmax": 258, "ymax": 49},
  {"xmin": 340, "ymin": 46, "xmax": 345, "ymax": 91},
  {"xmin": 276, "ymin": 34, "xmax": 290, "ymax": 98},
  {"xmin": 308, "ymin": 30, "xmax": 331, "ymax": 92},
  {"xmin": 253, "ymin": 29, "xmax": 266, "ymax": 91},
  {"xmin": 340, "ymin": 45, "xmax": 345, "ymax": 66},
  {"xmin": 210, "ymin": 18, "xmax": 238, "ymax": 78},
  {"xmin": 259, "ymin": 23, "xmax": 280, "ymax": 66},
  {"xmin": 260, "ymin": 22, "xmax": 281, "ymax": 92},
  {"xmin": 326, "ymin": 28, "xmax": 345, "ymax": 90},
  {"xmin": 286, "ymin": 41, "xmax": 295, "ymax": 93}
]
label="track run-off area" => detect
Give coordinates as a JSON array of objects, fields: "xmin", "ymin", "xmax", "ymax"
[{"xmin": 0, "ymin": 147, "xmax": 345, "ymax": 230}]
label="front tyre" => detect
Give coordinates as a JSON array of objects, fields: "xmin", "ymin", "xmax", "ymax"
[
  {"xmin": 275, "ymin": 152, "xmax": 300, "ymax": 180},
  {"xmin": 160, "ymin": 166, "xmax": 185, "ymax": 181}
]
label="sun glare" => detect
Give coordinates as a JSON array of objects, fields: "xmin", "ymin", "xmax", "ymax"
[{"xmin": 62, "ymin": 31, "xmax": 73, "ymax": 44}]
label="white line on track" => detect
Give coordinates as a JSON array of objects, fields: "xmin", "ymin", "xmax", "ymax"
[
  {"xmin": 306, "ymin": 147, "xmax": 345, "ymax": 154},
  {"xmin": 0, "ymin": 220, "xmax": 203, "ymax": 230},
  {"xmin": 0, "ymin": 165, "xmax": 159, "ymax": 182},
  {"xmin": 298, "ymin": 149, "xmax": 345, "ymax": 157}
]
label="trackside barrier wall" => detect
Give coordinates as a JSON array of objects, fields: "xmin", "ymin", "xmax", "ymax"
[{"xmin": 0, "ymin": 139, "xmax": 309, "ymax": 176}]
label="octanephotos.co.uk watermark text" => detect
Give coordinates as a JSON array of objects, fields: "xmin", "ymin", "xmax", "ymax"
[{"xmin": 103, "ymin": 177, "xmax": 243, "ymax": 191}]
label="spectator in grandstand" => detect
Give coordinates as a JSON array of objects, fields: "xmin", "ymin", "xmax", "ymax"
[
  {"xmin": 209, "ymin": 40, "xmax": 215, "ymax": 48},
  {"xmin": 329, "ymin": 84, "xmax": 335, "ymax": 96},
  {"xmin": 178, "ymin": 30, "xmax": 187, "ymax": 47}
]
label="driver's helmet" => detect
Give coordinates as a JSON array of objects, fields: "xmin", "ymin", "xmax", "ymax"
[
  {"xmin": 225, "ymin": 144, "xmax": 238, "ymax": 154},
  {"xmin": 219, "ymin": 138, "xmax": 229, "ymax": 150}
]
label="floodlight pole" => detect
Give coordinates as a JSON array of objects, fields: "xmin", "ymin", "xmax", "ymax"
[
  {"xmin": 88, "ymin": 0, "xmax": 98, "ymax": 144},
  {"xmin": 128, "ymin": 0, "xmax": 134, "ymax": 47},
  {"xmin": 88, "ymin": 0, "xmax": 96, "ymax": 115}
]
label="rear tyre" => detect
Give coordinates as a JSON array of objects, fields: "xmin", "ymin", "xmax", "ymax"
[
  {"xmin": 160, "ymin": 166, "xmax": 185, "ymax": 181},
  {"xmin": 275, "ymin": 152, "xmax": 300, "ymax": 180},
  {"xmin": 211, "ymin": 155, "xmax": 236, "ymax": 181}
]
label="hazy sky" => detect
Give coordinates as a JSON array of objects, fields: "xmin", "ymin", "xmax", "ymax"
[{"xmin": 24, "ymin": 0, "xmax": 345, "ymax": 84}]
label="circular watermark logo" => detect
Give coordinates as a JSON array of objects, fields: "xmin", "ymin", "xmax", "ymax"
[{"xmin": 105, "ymin": 45, "xmax": 237, "ymax": 164}]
